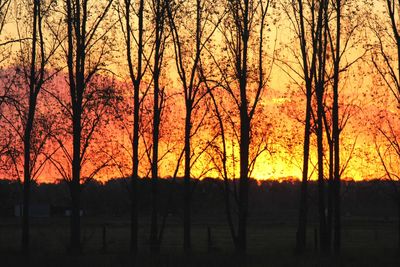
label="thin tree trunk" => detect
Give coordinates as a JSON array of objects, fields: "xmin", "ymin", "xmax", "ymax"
[
  {"xmin": 327, "ymin": 141, "xmax": 333, "ymax": 248},
  {"xmin": 65, "ymin": 0, "xmax": 81, "ymax": 253},
  {"xmin": 130, "ymin": 162, "xmax": 138, "ymax": 253},
  {"xmin": 333, "ymin": 122, "xmax": 341, "ymax": 254},
  {"xmin": 70, "ymin": 109, "xmax": 82, "ymax": 253},
  {"xmin": 207, "ymin": 88, "xmax": 238, "ymax": 247},
  {"xmin": 183, "ymin": 106, "xmax": 192, "ymax": 252},
  {"xmin": 131, "ymin": 78, "xmax": 139, "ymax": 253},
  {"xmin": 236, "ymin": 0, "xmax": 250, "ymax": 253},
  {"xmin": 149, "ymin": 98, "xmax": 160, "ymax": 254},
  {"xmin": 150, "ymin": 0, "xmax": 164, "ymax": 252},
  {"xmin": 322, "ymin": 95, "xmax": 334, "ymax": 252},
  {"xmin": 22, "ymin": 163, "xmax": 30, "ymax": 255},
  {"xmin": 316, "ymin": 87, "xmax": 328, "ymax": 253},
  {"xmin": 22, "ymin": 133, "xmax": 31, "ymax": 256},
  {"xmin": 238, "ymin": 113, "xmax": 250, "ymax": 253},
  {"xmin": 64, "ymin": 0, "xmax": 112, "ymax": 254},
  {"xmin": 125, "ymin": 0, "xmax": 144, "ymax": 253},
  {"xmin": 150, "ymin": 62, "xmax": 161, "ymax": 254},
  {"xmin": 149, "ymin": 140, "xmax": 159, "ymax": 254},
  {"xmin": 22, "ymin": 0, "xmax": 39, "ymax": 255},
  {"xmin": 295, "ymin": 0, "xmax": 313, "ymax": 252},
  {"xmin": 296, "ymin": 90, "xmax": 311, "ymax": 252},
  {"xmin": 317, "ymin": 0, "xmax": 329, "ymax": 253},
  {"xmin": 333, "ymin": 0, "xmax": 341, "ymax": 254},
  {"xmin": 22, "ymin": 105, "xmax": 35, "ymax": 256},
  {"xmin": 333, "ymin": 87, "xmax": 341, "ymax": 255}
]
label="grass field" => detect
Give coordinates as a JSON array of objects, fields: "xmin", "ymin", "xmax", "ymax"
[{"xmin": 0, "ymin": 215, "xmax": 399, "ymax": 266}]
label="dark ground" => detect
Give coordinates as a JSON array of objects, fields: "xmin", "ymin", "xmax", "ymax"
[
  {"xmin": 0, "ymin": 216, "xmax": 399, "ymax": 266},
  {"xmin": 0, "ymin": 178, "xmax": 399, "ymax": 266}
]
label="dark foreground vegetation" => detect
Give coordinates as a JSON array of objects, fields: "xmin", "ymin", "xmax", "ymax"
[{"xmin": 0, "ymin": 178, "xmax": 399, "ymax": 266}]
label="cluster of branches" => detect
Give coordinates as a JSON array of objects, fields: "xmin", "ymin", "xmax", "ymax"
[
  {"xmin": 0, "ymin": 0, "xmax": 121, "ymax": 255},
  {"xmin": 117, "ymin": 0, "xmax": 274, "ymax": 254},
  {"xmin": 278, "ymin": 0, "xmax": 373, "ymax": 254},
  {"xmin": 0, "ymin": 0, "xmax": 273, "ymax": 256},
  {"xmin": 371, "ymin": 0, "xmax": 400, "ymax": 250}
]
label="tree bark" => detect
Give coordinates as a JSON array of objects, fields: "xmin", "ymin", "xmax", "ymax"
[
  {"xmin": 183, "ymin": 106, "xmax": 192, "ymax": 252},
  {"xmin": 296, "ymin": 90, "xmax": 311, "ymax": 252},
  {"xmin": 64, "ymin": 0, "xmax": 112, "ymax": 254},
  {"xmin": 237, "ymin": 0, "xmax": 250, "ymax": 253},
  {"xmin": 316, "ymin": 84, "xmax": 328, "ymax": 252},
  {"xmin": 22, "ymin": 0, "xmax": 40, "ymax": 255},
  {"xmin": 333, "ymin": 0, "xmax": 341, "ymax": 254},
  {"xmin": 22, "ymin": 133, "xmax": 31, "ymax": 256},
  {"xmin": 125, "ymin": 0, "xmax": 144, "ymax": 253},
  {"xmin": 70, "ymin": 106, "xmax": 82, "ymax": 253},
  {"xmin": 150, "ymin": 81, "xmax": 160, "ymax": 253},
  {"xmin": 150, "ymin": 0, "xmax": 164, "ymax": 253},
  {"xmin": 238, "ymin": 114, "xmax": 250, "ymax": 253},
  {"xmin": 22, "ymin": 103, "xmax": 36, "ymax": 256},
  {"xmin": 327, "ymin": 141, "xmax": 333, "ymax": 249},
  {"xmin": 295, "ymin": 0, "xmax": 314, "ymax": 252}
]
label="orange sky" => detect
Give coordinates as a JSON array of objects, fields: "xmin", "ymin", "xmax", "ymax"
[{"xmin": 0, "ymin": 0, "xmax": 398, "ymax": 183}]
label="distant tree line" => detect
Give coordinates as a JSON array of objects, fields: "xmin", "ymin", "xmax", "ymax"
[{"xmin": 0, "ymin": 178, "xmax": 396, "ymax": 221}]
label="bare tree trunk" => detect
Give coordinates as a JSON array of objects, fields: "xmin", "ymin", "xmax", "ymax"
[
  {"xmin": 316, "ymin": 82, "xmax": 328, "ymax": 252},
  {"xmin": 150, "ymin": 93, "xmax": 160, "ymax": 251},
  {"xmin": 150, "ymin": 0, "xmax": 165, "ymax": 253},
  {"xmin": 125, "ymin": 0, "xmax": 144, "ymax": 253},
  {"xmin": 206, "ymin": 86, "xmax": 238, "ymax": 247},
  {"xmin": 70, "ymin": 106, "xmax": 82, "ymax": 253},
  {"xmin": 238, "ymin": 57, "xmax": 250, "ymax": 253},
  {"xmin": 165, "ymin": 0, "xmax": 205, "ymax": 253},
  {"xmin": 332, "ymin": 58, "xmax": 341, "ymax": 254},
  {"xmin": 63, "ymin": 0, "xmax": 112, "ymax": 254},
  {"xmin": 124, "ymin": 0, "xmax": 144, "ymax": 253},
  {"xmin": 130, "ymin": 166, "xmax": 138, "ymax": 253},
  {"xmin": 327, "ymin": 141, "xmax": 333, "ymax": 248},
  {"xmin": 22, "ymin": 0, "xmax": 40, "ymax": 256},
  {"xmin": 323, "ymin": 110, "xmax": 334, "ymax": 250},
  {"xmin": 295, "ymin": 0, "xmax": 314, "ymax": 252},
  {"xmin": 317, "ymin": 0, "xmax": 329, "ymax": 253},
  {"xmin": 66, "ymin": 0, "xmax": 85, "ymax": 252},
  {"xmin": 236, "ymin": 0, "xmax": 250, "ymax": 253},
  {"xmin": 296, "ymin": 91, "xmax": 311, "ymax": 252},
  {"xmin": 333, "ymin": 0, "xmax": 341, "ymax": 254},
  {"xmin": 22, "ymin": 162, "xmax": 30, "ymax": 255},
  {"xmin": 238, "ymin": 115, "xmax": 250, "ymax": 253},
  {"xmin": 22, "ymin": 103, "xmax": 35, "ymax": 256},
  {"xmin": 183, "ymin": 106, "xmax": 192, "ymax": 252}
]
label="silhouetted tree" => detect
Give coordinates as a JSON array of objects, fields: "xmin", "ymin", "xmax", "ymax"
[
  {"xmin": 119, "ymin": 0, "xmax": 147, "ymax": 253},
  {"xmin": 0, "ymin": 0, "xmax": 13, "ymax": 170},
  {"xmin": 286, "ymin": 0, "xmax": 368, "ymax": 252},
  {"xmin": 372, "ymin": 0, "xmax": 400, "ymax": 250},
  {"xmin": 0, "ymin": 0, "xmax": 61, "ymax": 256},
  {"xmin": 55, "ymin": 0, "xmax": 114, "ymax": 253},
  {"xmin": 148, "ymin": 0, "xmax": 168, "ymax": 253},
  {"xmin": 206, "ymin": 0, "xmax": 272, "ymax": 253},
  {"xmin": 329, "ymin": 0, "xmax": 341, "ymax": 253},
  {"xmin": 166, "ymin": 0, "xmax": 222, "ymax": 252},
  {"xmin": 20, "ymin": 0, "xmax": 54, "ymax": 256},
  {"xmin": 287, "ymin": 0, "xmax": 343, "ymax": 252},
  {"xmin": 283, "ymin": 0, "xmax": 317, "ymax": 252}
]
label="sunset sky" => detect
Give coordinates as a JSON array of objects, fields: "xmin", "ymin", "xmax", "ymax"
[{"xmin": 0, "ymin": 0, "xmax": 398, "ymax": 183}]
